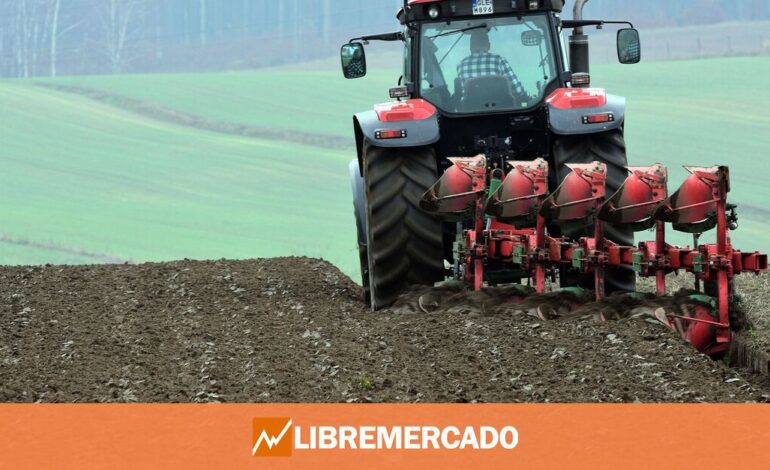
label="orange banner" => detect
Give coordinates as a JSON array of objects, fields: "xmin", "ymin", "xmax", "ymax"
[{"xmin": 0, "ymin": 404, "xmax": 768, "ymax": 469}]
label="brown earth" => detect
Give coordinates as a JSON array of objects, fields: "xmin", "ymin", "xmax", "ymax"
[{"xmin": 0, "ymin": 258, "xmax": 768, "ymax": 403}]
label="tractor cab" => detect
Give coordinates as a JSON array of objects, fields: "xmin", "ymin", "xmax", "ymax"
[
  {"xmin": 341, "ymin": 0, "xmax": 640, "ymax": 159},
  {"xmin": 341, "ymin": 0, "xmax": 640, "ymax": 111}
]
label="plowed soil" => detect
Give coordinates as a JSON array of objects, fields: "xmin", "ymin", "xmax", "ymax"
[{"xmin": 0, "ymin": 258, "xmax": 767, "ymax": 403}]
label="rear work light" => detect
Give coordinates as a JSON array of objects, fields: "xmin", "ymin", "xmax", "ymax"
[
  {"xmin": 571, "ymin": 72, "xmax": 591, "ymax": 88},
  {"xmin": 389, "ymin": 86, "xmax": 409, "ymax": 99},
  {"xmin": 582, "ymin": 113, "xmax": 615, "ymax": 124},
  {"xmin": 375, "ymin": 129, "xmax": 407, "ymax": 140}
]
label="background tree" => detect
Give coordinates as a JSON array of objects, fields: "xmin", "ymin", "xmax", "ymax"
[{"xmin": 0, "ymin": 0, "xmax": 766, "ymax": 78}]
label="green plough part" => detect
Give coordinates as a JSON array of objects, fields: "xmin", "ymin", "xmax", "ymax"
[{"xmin": 572, "ymin": 248, "xmax": 585, "ymax": 269}]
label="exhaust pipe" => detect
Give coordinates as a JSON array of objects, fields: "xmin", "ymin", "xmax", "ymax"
[{"xmin": 569, "ymin": 0, "xmax": 591, "ymax": 74}]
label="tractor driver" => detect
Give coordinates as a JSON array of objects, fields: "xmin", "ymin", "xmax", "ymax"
[{"xmin": 457, "ymin": 29, "xmax": 526, "ymax": 100}]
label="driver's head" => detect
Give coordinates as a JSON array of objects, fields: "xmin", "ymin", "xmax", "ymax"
[{"xmin": 470, "ymin": 29, "xmax": 491, "ymax": 53}]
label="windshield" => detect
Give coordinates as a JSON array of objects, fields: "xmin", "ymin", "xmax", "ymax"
[{"xmin": 419, "ymin": 14, "xmax": 557, "ymax": 114}]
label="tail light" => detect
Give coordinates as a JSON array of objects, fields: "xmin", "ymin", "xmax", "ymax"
[
  {"xmin": 375, "ymin": 129, "xmax": 407, "ymax": 140},
  {"xmin": 582, "ymin": 113, "xmax": 615, "ymax": 124}
]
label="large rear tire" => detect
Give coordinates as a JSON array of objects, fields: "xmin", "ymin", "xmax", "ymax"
[
  {"xmin": 553, "ymin": 129, "xmax": 636, "ymax": 293},
  {"xmin": 363, "ymin": 143, "xmax": 444, "ymax": 310}
]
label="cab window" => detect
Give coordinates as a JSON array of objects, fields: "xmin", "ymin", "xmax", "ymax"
[{"xmin": 419, "ymin": 14, "xmax": 557, "ymax": 114}]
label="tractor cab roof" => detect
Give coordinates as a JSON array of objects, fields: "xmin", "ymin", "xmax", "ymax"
[{"xmin": 401, "ymin": 0, "xmax": 565, "ymax": 24}]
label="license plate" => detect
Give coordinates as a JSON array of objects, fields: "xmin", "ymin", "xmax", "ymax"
[{"xmin": 472, "ymin": 0, "xmax": 494, "ymax": 15}]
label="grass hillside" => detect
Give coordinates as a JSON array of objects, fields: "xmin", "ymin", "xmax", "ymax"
[
  {"xmin": 0, "ymin": 83, "xmax": 357, "ymax": 273},
  {"xmin": 4, "ymin": 56, "xmax": 770, "ymax": 275},
  {"xmin": 42, "ymin": 69, "xmax": 396, "ymax": 138}
]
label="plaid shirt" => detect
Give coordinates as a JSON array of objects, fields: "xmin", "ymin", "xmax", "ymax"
[{"xmin": 457, "ymin": 52, "xmax": 525, "ymax": 97}]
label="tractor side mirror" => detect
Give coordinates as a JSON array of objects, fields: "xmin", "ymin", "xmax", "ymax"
[
  {"xmin": 521, "ymin": 30, "xmax": 543, "ymax": 47},
  {"xmin": 617, "ymin": 28, "xmax": 641, "ymax": 64},
  {"xmin": 341, "ymin": 43, "xmax": 367, "ymax": 79}
]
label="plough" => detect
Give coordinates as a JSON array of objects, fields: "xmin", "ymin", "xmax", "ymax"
[{"xmin": 420, "ymin": 157, "xmax": 767, "ymax": 356}]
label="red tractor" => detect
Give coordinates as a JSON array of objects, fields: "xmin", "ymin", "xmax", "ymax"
[
  {"xmin": 343, "ymin": 0, "xmax": 642, "ymax": 309},
  {"xmin": 342, "ymin": 0, "xmax": 768, "ymax": 356}
]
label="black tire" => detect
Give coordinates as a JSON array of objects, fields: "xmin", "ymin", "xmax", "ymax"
[
  {"xmin": 363, "ymin": 143, "xmax": 444, "ymax": 309},
  {"xmin": 553, "ymin": 129, "xmax": 636, "ymax": 293}
]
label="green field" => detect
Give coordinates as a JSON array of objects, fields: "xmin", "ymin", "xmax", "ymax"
[
  {"xmin": 3, "ymin": 56, "xmax": 770, "ymax": 276},
  {"xmin": 0, "ymin": 83, "xmax": 358, "ymax": 274}
]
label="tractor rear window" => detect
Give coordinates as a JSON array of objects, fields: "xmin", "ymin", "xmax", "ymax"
[{"xmin": 419, "ymin": 14, "xmax": 557, "ymax": 114}]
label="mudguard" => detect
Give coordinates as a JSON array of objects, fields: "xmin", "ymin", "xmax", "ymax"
[
  {"xmin": 349, "ymin": 159, "xmax": 366, "ymax": 246},
  {"xmin": 353, "ymin": 99, "xmax": 440, "ymax": 174},
  {"xmin": 547, "ymin": 88, "xmax": 626, "ymax": 136}
]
